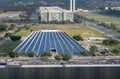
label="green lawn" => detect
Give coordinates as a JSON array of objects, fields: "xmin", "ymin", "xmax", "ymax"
[
  {"xmin": 14, "ymin": 30, "xmax": 31, "ymax": 37},
  {"xmin": 78, "ymin": 12, "xmax": 120, "ymax": 29},
  {"xmin": 0, "ymin": 41, "xmax": 21, "ymax": 54},
  {"xmin": 15, "ymin": 24, "xmax": 107, "ymax": 38}
]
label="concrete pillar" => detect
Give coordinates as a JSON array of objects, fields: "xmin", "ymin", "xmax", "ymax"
[
  {"xmin": 73, "ymin": 0, "xmax": 75, "ymax": 12},
  {"xmin": 70, "ymin": 0, "xmax": 73, "ymax": 12}
]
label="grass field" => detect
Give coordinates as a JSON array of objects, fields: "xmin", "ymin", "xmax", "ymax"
[
  {"xmin": 15, "ymin": 24, "xmax": 107, "ymax": 38},
  {"xmin": 14, "ymin": 29, "xmax": 31, "ymax": 37},
  {"xmin": 78, "ymin": 12, "xmax": 120, "ymax": 29},
  {"xmin": 0, "ymin": 41, "xmax": 21, "ymax": 54}
]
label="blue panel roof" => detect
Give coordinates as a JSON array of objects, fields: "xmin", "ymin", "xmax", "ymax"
[{"xmin": 13, "ymin": 30, "xmax": 91, "ymax": 56}]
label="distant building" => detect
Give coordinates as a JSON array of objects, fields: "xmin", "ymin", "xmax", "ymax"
[
  {"xmin": 111, "ymin": 7, "xmax": 120, "ymax": 10},
  {"xmin": 76, "ymin": 9, "xmax": 90, "ymax": 12},
  {"xmin": 0, "ymin": 11, "xmax": 24, "ymax": 20},
  {"xmin": 39, "ymin": 7, "xmax": 74, "ymax": 22}
]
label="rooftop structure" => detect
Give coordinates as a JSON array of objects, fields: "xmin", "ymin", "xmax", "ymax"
[
  {"xmin": 14, "ymin": 30, "xmax": 90, "ymax": 56},
  {"xmin": 40, "ymin": 7, "xmax": 70, "ymax": 12}
]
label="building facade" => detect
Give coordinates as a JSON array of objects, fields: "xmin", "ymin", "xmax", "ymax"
[{"xmin": 39, "ymin": 7, "xmax": 74, "ymax": 22}]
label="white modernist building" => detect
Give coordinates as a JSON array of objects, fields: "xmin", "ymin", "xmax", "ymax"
[{"xmin": 39, "ymin": 7, "xmax": 74, "ymax": 22}]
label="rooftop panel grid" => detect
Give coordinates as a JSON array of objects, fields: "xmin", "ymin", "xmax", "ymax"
[{"xmin": 14, "ymin": 30, "xmax": 91, "ymax": 56}]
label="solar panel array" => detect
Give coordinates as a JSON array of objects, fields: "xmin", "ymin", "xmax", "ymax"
[{"xmin": 14, "ymin": 30, "xmax": 91, "ymax": 56}]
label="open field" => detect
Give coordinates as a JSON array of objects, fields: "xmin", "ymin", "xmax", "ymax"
[
  {"xmin": 14, "ymin": 24, "xmax": 107, "ymax": 38},
  {"xmin": 14, "ymin": 29, "xmax": 31, "ymax": 37},
  {"xmin": 78, "ymin": 12, "xmax": 120, "ymax": 29},
  {"xmin": 0, "ymin": 41, "xmax": 21, "ymax": 54}
]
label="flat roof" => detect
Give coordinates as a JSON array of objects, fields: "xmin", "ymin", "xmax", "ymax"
[
  {"xmin": 39, "ymin": 6, "xmax": 71, "ymax": 12},
  {"xmin": 40, "ymin": 30, "xmax": 59, "ymax": 32}
]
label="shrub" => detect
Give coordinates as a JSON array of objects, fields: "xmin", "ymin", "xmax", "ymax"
[
  {"xmin": 98, "ymin": 22, "xmax": 108, "ymax": 27},
  {"xmin": 0, "ymin": 24, "xmax": 7, "ymax": 32},
  {"xmin": 102, "ymin": 39, "xmax": 119, "ymax": 46},
  {"xmin": 8, "ymin": 24, "xmax": 16, "ymax": 30},
  {"xmin": 10, "ymin": 36, "xmax": 21, "ymax": 41},
  {"xmin": 55, "ymin": 54, "xmax": 63, "ymax": 61},
  {"xmin": 112, "ymin": 49, "xmax": 120, "ymax": 54},
  {"xmin": 74, "ymin": 14, "xmax": 82, "ymax": 23},
  {"xmin": 4, "ymin": 33, "xmax": 12, "ymax": 37},
  {"xmin": 28, "ymin": 51, "xmax": 35, "ymax": 57},
  {"xmin": 7, "ymin": 51, "xmax": 19, "ymax": 58},
  {"xmin": 89, "ymin": 46, "xmax": 98, "ymax": 56},
  {"xmin": 73, "ymin": 35, "xmax": 83, "ymax": 41},
  {"xmin": 62, "ymin": 54, "xmax": 72, "ymax": 61},
  {"xmin": 54, "ymin": 54, "xmax": 72, "ymax": 61},
  {"xmin": 81, "ymin": 51, "xmax": 88, "ymax": 56},
  {"xmin": 41, "ymin": 52, "xmax": 52, "ymax": 57}
]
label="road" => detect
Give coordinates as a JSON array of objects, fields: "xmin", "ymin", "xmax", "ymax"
[{"xmin": 84, "ymin": 21, "xmax": 120, "ymax": 41}]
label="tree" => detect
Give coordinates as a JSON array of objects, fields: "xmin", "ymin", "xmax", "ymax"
[
  {"xmin": 73, "ymin": 35, "xmax": 83, "ymax": 41},
  {"xmin": 89, "ymin": 46, "xmax": 98, "ymax": 56},
  {"xmin": 10, "ymin": 36, "xmax": 21, "ymax": 41},
  {"xmin": 49, "ymin": 20, "xmax": 58, "ymax": 24},
  {"xmin": 41, "ymin": 52, "xmax": 52, "ymax": 57},
  {"xmin": 64, "ymin": 20, "xmax": 71, "ymax": 24},
  {"xmin": 112, "ymin": 49, "xmax": 120, "ymax": 54},
  {"xmin": 8, "ymin": 24, "xmax": 16, "ymax": 30},
  {"xmin": 117, "ymin": 30, "xmax": 120, "ymax": 33},
  {"xmin": 99, "ymin": 7, "xmax": 106, "ymax": 11},
  {"xmin": 55, "ymin": 54, "xmax": 63, "ymax": 61},
  {"xmin": 0, "ymin": 24, "xmax": 7, "ymax": 32},
  {"xmin": 99, "ymin": 9, "xmax": 120, "ymax": 17},
  {"xmin": 62, "ymin": 54, "xmax": 72, "ymax": 61},
  {"xmin": 40, "ymin": 52, "xmax": 52, "ymax": 61},
  {"xmin": 106, "ymin": 23, "xmax": 117, "ymax": 30},
  {"xmin": 28, "ymin": 51, "xmax": 35, "ymax": 57},
  {"xmin": 4, "ymin": 32, "xmax": 12, "ymax": 37},
  {"xmin": 81, "ymin": 51, "xmax": 88, "ymax": 56},
  {"xmin": 7, "ymin": 51, "xmax": 19, "ymax": 58},
  {"xmin": 98, "ymin": 22, "xmax": 108, "ymax": 27},
  {"xmin": 102, "ymin": 39, "xmax": 119, "ymax": 46},
  {"xmin": 74, "ymin": 14, "xmax": 82, "ymax": 23}
]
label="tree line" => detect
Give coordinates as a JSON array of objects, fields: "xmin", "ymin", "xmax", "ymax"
[{"xmin": 99, "ymin": 9, "xmax": 120, "ymax": 18}]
